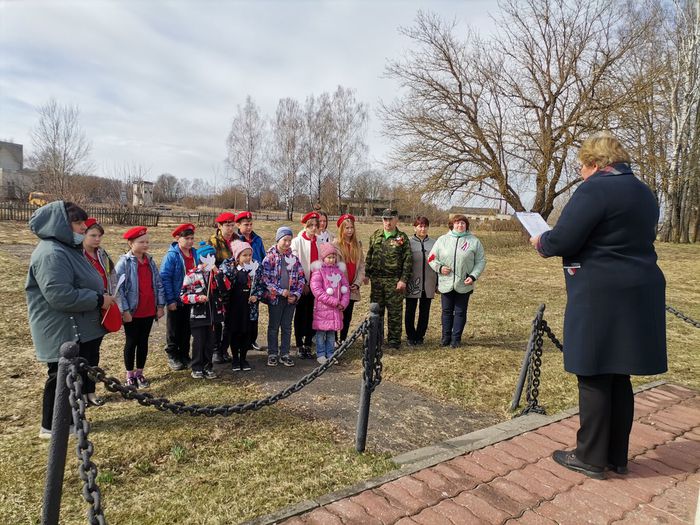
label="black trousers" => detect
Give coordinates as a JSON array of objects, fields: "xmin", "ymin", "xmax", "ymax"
[
  {"xmin": 339, "ymin": 300, "xmax": 356, "ymax": 342},
  {"xmin": 214, "ymin": 321, "xmax": 230, "ymax": 357},
  {"xmin": 41, "ymin": 337, "xmax": 103, "ymax": 430},
  {"xmin": 405, "ymin": 294, "xmax": 432, "ymax": 342},
  {"xmin": 191, "ymin": 325, "xmax": 215, "ymax": 372},
  {"xmin": 576, "ymin": 374, "xmax": 634, "ymax": 468},
  {"xmin": 124, "ymin": 316, "xmax": 154, "ymax": 370},
  {"xmin": 294, "ymin": 292, "xmax": 315, "ymax": 347},
  {"xmin": 164, "ymin": 304, "xmax": 191, "ymax": 362},
  {"xmin": 229, "ymin": 321, "xmax": 251, "ymax": 363},
  {"xmin": 78, "ymin": 336, "xmax": 103, "ymax": 395},
  {"xmin": 248, "ymin": 318, "xmax": 259, "ymax": 349}
]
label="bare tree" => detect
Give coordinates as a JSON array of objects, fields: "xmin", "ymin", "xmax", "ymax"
[
  {"xmin": 154, "ymin": 173, "xmax": 183, "ymax": 203},
  {"xmin": 227, "ymin": 96, "xmax": 266, "ymax": 211},
  {"xmin": 302, "ymin": 93, "xmax": 334, "ymax": 209},
  {"xmin": 29, "ymin": 99, "xmax": 93, "ymax": 199},
  {"xmin": 329, "ymin": 86, "xmax": 369, "ymax": 213},
  {"xmin": 659, "ymin": 0, "xmax": 700, "ymax": 242},
  {"xmin": 382, "ymin": 2, "xmax": 656, "ymax": 219},
  {"xmin": 271, "ymin": 98, "xmax": 305, "ymax": 219}
]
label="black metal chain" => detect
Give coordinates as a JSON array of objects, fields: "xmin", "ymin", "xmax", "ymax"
[
  {"xmin": 541, "ymin": 320, "xmax": 563, "ymax": 351},
  {"xmin": 361, "ymin": 325, "xmax": 384, "ymax": 393},
  {"xmin": 666, "ymin": 305, "xmax": 700, "ymax": 328},
  {"xmin": 67, "ymin": 364, "xmax": 107, "ymax": 525},
  {"xmin": 81, "ymin": 318, "xmax": 371, "ymax": 417}
]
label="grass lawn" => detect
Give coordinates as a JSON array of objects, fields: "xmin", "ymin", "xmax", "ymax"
[{"xmin": 0, "ymin": 218, "xmax": 697, "ymax": 524}]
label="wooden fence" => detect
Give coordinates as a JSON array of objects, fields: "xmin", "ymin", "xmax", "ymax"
[{"xmin": 0, "ymin": 203, "xmax": 160, "ymax": 226}]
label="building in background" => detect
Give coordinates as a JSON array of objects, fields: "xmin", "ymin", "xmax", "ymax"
[
  {"xmin": 132, "ymin": 180, "xmax": 154, "ymax": 207},
  {"xmin": 0, "ymin": 141, "xmax": 36, "ymax": 201}
]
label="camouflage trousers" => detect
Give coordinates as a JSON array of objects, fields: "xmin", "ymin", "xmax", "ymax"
[{"xmin": 370, "ymin": 277, "xmax": 405, "ymax": 346}]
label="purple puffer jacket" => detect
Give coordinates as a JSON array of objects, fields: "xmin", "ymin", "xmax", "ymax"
[{"xmin": 310, "ymin": 261, "xmax": 350, "ymax": 331}]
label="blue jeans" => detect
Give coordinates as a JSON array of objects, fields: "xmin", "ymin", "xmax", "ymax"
[
  {"xmin": 440, "ymin": 290, "xmax": 472, "ymax": 344},
  {"xmin": 267, "ymin": 302, "xmax": 296, "ymax": 356},
  {"xmin": 315, "ymin": 330, "xmax": 335, "ymax": 359}
]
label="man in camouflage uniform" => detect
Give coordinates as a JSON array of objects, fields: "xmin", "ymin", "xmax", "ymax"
[{"xmin": 365, "ymin": 209, "xmax": 413, "ymax": 349}]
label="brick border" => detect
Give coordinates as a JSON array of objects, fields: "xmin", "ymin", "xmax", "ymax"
[{"xmin": 244, "ymin": 380, "xmax": 668, "ymax": 525}]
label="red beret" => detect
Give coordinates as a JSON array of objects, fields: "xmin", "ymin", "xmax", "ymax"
[
  {"xmin": 301, "ymin": 211, "xmax": 320, "ymax": 224},
  {"xmin": 172, "ymin": 223, "xmax": 195, "ymax": 238},
  {"xmin": 215, "ymin": 212, "xmax": 237, "ymax": 224},
  {"xmin": 336, "ymin": 213, "xmax": 356, "ymax": 228},
  {"xmin": 84, "ymin": 217, "xmax": 98, "ymax": 229},
  {"xmin": 123, "ymin": 226, "xmax": 148, "ymax": 240},
  {"xmin": 235, "ymin": 211, "xmax": 253, "ymax": 223}
]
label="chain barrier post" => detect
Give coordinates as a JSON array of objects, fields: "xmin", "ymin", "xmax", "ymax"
[
  {"xmin": 356, "ymin": 303, "xmax": 382, "ymax": 453},
  {"xmin": 510, "ymin": 304, "xmax": 545, "ymax": 412},
  {"xmin": 42, "ymin": 341, "xmax": 79, "ymax": 525}
]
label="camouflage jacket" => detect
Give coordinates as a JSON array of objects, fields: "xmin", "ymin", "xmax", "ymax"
[{"xmin": 365, "ymin": 228, "xmax": 413, "ymax": 283}]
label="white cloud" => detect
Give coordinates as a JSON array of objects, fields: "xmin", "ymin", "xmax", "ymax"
[{"xmin": 0, "ymin": 0, "xmax": 497, "ymax": 182}]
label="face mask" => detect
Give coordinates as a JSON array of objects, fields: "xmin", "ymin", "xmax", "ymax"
[{"xmin": 73, "ymin": 232, "xmax": 85, "ymax": 245}]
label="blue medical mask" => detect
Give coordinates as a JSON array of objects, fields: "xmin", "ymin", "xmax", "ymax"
[{"xmin": 73, "ymin": 232, "xmax": 85, "ymax": 245}]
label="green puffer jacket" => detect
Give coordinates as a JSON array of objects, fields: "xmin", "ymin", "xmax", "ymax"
[
  {"xmin": 365, "ymin": 228, "xmax": 413, "ymax": 283},
  {"xmin": 428, "ymin": 231, "xmax": 486, "ymax": 294},
  {"xmin": 26, "ymin": 201, "xmax": 106, "ymax": 362}
]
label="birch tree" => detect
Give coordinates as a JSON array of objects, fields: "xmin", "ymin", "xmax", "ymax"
[
  {"xmin": 226, "ymin": 96, "xmax": 266, "ymax": 211},
  {"xmin": 271, "ymin": 98, "xmax": 305, "ymax": 220},
  {"xmin": 329, "ymin": 86, "xmax": 369, "ymax": 213},
  {"xmin": 29, "ymin": 99, "xmax": 93, "ymax": 199},
  {"xmin": 302, "ymin": 93, "xmax": 334, "ymax": 209}
]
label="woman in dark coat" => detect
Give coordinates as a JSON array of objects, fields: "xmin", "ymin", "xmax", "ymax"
[{"xmin": 531, "ymin": 132, "xmax": 666, "ymax": 479}]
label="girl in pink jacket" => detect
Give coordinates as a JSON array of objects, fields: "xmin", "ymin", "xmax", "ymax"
[{"xmin": 310, "ymin": 243, "xmax": 350, "ymax": 364}]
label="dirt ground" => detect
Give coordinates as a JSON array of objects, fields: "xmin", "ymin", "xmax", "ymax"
[{"xmin": 228, "ymin": 348, "xmax": 499, "ymax": 454}]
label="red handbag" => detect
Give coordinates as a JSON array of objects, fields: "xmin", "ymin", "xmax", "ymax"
[{"xmin": 101, "ymin": 303, "xmax": 123, "ymax": 333}]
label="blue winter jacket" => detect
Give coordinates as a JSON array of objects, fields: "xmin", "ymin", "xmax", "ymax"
[
  {"xmin": 160, "ymin": 242, "xmax": 197, "ymax": 305},
  {"xmin": 238, "ymin": 230, "xmax": 266, "ymax": 263},
  {"xmin": 115, "ymin": 252, "xmax": 166, "ymax": 314}
]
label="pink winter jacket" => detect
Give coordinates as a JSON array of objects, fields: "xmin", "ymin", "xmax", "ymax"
[{"xmin": 310, "ymin": 261, "xmax": 350, "ymax": 331}]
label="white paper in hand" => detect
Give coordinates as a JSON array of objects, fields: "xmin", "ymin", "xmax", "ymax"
[
  {"xmin": 200, "ymin": 254, "xmax": 216, "ymax": 272},
  {"xmin": 243, "ymin": 261, "xmax": 259, "ymax": 277},
  {"xmin": 514, "ymin": 212, "xmax": 552, "ymax": 237}
]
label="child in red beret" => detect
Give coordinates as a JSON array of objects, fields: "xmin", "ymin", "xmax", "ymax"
[{"xmin": 115, "ymin": 227, "xmax": 165, "ymax": 388}]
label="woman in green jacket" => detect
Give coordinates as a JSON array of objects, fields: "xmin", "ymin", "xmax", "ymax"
[
  {"xmin": 26, "ymin": 201, "xmax": 116, "ymax": 438},
  {"xmin": 428, "ymin": 215, "xmax": 486, "ymax": 348}
]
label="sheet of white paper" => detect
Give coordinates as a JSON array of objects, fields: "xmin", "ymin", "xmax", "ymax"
[{"xmin": 514, "ymin": 212, "xmax": 552, "ymax": 237}]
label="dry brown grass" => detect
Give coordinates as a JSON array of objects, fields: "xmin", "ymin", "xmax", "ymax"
[{"xmin": 0, "ymin": 218, "xmax": 697, "ymax": 524}]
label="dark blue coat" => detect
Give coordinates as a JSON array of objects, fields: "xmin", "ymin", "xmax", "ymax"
[{"xmin": 538, "ymin": 163, "xmax": 667, "ymax": 376}]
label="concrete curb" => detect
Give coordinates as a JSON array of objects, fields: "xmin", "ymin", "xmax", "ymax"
[{"xmin": 244, "ymin": 379, "xmax": 668, "ymax": 525}]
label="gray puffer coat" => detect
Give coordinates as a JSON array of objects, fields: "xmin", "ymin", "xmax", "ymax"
[
  {"xmin": 26, "ymin": 201, "xmax": 106, "ymax": 363},
  {"xmin": 406, "ymin": 235, "xmax": 437, "ymax": 299}
]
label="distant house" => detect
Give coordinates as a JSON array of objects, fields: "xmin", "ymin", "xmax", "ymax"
[
  {"xmin": 133, "ymin": 180, "xmax": 154, "ymax": 207},
  {"xmin": 448, "ymin": 206, "xmax": 511, "ymax": 221},
  {"xmin": 0, "ymin": 141, "xmax": 36, "ymax": 200},
  {"xmin": 340, "ymin": 197, "xmax": 392, "ymax": 217}
]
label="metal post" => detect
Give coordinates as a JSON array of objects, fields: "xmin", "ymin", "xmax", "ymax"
[
  {"xmin": 356, "ymin": 303, "xmax": 382, "ymax": 453},
  {"xmin": 42, "ymin": 341, "xmax": 79, "ymax": 525},
  {"xmin": 510, "ymin": 304, "xmax": 545, "ymax": 411}
]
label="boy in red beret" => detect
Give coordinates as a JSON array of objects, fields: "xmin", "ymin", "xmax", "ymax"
[{"xmin": 159, "ymin": 223, "xmax": 197, "ymax": 371}]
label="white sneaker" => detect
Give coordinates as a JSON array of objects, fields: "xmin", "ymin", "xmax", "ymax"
[{"xmin": 316, "ymin": 356, "xmax": 327, "ymax": 365}]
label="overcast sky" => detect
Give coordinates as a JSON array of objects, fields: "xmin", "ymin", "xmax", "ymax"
[{"xmin": 1, "ymin": 0, "xmax": 497, "ymax": 186}]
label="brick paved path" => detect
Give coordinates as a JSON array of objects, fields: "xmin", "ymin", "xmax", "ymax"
[{"xmin": 278, "ymin": 383, "xmax": 700, "ymax": 525}]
